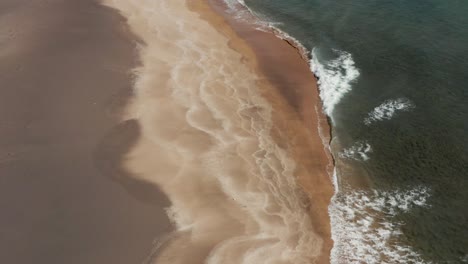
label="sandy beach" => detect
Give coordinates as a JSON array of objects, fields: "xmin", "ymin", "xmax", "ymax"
[
  {"xmin": 0, "ymin": 0, "xmax": 334, "ymax": 262},
  {"xmin": 101, "ymin": 0, "xmax": 334, "ymax": 263},
  {"xmin": 0, "ymin": 1, "xmax": 170, "ymax": 263}
]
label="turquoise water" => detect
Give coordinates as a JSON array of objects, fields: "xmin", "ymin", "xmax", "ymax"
[{"xmin": 237, "ymin": 0, "xmax": 468, "ymax": 262}]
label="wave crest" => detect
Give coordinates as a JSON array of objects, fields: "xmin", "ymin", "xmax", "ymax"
[
  {"xmin": 364, "ymin": 98, "xmax": 415, "ymax": 125},
  {"xmin": 311, "ymin": 49, "xmax": 360, "ymax": 119}
]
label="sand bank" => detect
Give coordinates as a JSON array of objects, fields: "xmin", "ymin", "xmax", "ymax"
[
  {"xmin": 0, "ymin": 1, "xmax": 170, "ymax": 263},
  {"xmin": 102, "ymin": 0, "xmax": 334, "ymax": 263}
]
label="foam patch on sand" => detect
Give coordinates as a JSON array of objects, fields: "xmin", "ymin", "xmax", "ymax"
[
  {"xmin": 329, "ymin": 186, "xmax": 431, "ymax": 264},
  {"xmin": 364, "ymin": 98, "xmax": 415, "ymax": 125}
]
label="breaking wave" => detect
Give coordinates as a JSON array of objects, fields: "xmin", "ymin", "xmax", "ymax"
[
  {"xmin": 329, "ymin": 186, "xmax": 431, "ymax": 264},
  {"xmin": 364, "ymin": 98, "xmax": 415, "ymax": 125},
  {"xmin": 311, "ymin": 49, "xmax": 360, "ymax": 119}
]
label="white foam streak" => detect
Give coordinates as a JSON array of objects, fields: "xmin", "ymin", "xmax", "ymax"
[
  {"xmin": 311, "ymin": 49, "xmax": 360, "ymax": 118},
  {"xmin": 364, "ymin": 98, "xmax": 415, "ymax": 125},
  {"xmin": 340, "ymin": 141, "xmax": 373, "ymax": 161},
  {"xmin": 329, "ymin": 187, "xmax": 431, "ymax": 264}
]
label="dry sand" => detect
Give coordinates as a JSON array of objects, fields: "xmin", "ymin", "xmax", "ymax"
[{"xmin": 0, "ymin": 1, "xmax": 170, "ymax": 263}]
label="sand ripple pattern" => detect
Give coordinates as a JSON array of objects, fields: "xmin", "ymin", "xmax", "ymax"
[{"xmin": 102, "ymin": 1, "xmax": 322, "ymax": 263}]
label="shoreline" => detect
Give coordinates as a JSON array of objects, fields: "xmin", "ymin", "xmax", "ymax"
[{"xmin": 194, "ymin": 1, "xmax": 335, "ymax": 262}]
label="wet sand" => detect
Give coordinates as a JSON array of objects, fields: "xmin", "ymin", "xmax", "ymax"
[
  {"xmin": 0, "ymin": 1, "xmax": 170, "ymax": 263},
  {"xmin": 195, "ymin": 1, "xmax": 335, "ymax": 262}
]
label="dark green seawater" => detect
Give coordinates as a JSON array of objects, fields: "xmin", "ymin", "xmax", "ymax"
[{"xmin": 230, "ymin": 0, "xmax": 468, "ymax": 263}]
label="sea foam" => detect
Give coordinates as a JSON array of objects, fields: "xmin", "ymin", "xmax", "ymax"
[
  {"xmin": 329, "ymin": 186, "xmax": 431, "ymax": 264},
  {"xmin": 311, "ymin": 49, "xmax": 360, "ymax": 119},
  {"xmin": 364, "ymin": 98, "xmax": 415, "ymax": 125},
  {"xmin": 339, "ymin": 141, "xmax": 372, "ymax": 161}
]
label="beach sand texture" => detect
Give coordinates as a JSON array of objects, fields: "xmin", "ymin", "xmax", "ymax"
[
  {"xmin": 0, "ymin": 1, "xmax": 170, "ymax": 263},
  {"xmin": 102, "ymin": 0, "xmax": 334, "ymax": 263}
]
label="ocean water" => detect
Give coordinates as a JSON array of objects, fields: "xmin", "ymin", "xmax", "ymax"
[{"xmin": 236, "ymin": 0, "xmax": 468, "ymax": 263}]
